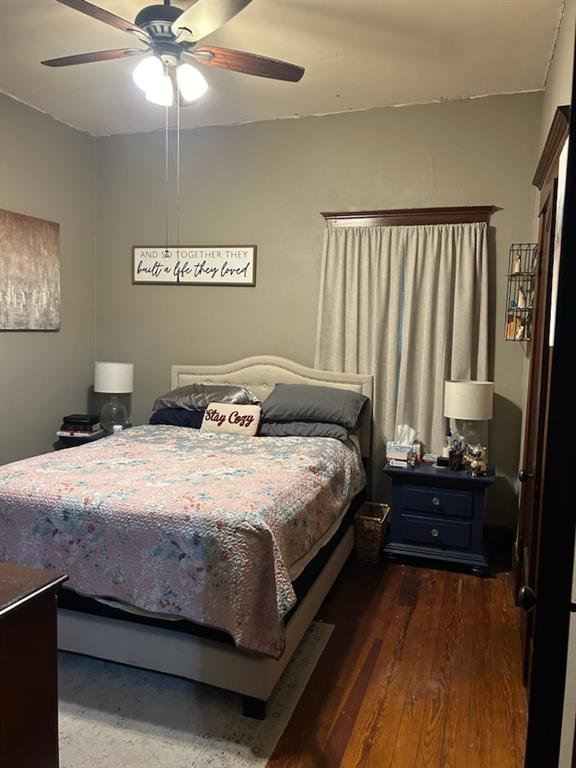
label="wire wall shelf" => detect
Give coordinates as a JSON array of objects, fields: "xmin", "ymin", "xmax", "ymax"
[{"xmin": 505, "ymin": 243, "xmax": 538, "ymax": 342}]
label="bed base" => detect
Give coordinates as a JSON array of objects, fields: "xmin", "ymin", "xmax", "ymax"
[
  {"xmin": 242, "ymin": 695, "xmax": 268, "ymax": 720},
  {"xmin": 58, "ymin": 526, "xmax": 354, "ymax": 718}
]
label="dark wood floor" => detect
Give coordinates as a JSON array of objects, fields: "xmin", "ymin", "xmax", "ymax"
[{"xmin": 269, "ymin": 555, "xmax": 527, "ymax": 768}]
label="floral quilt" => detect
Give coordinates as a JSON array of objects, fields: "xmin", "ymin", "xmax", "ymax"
[{"xmin": 0, "ymin": 426, "xmax": 365, "ymax": 656}]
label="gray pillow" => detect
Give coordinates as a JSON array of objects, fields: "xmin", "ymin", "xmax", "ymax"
[
  {"xmin": 259, "ymin": 421, "xmax": 349, "ymax": 441},
  {"xmin": 261, "ymin": 383, "xmax": 368, "ymax": 429},
  {"xmin": 153, "ymin": 384, "xmax": 259, "ymax": 412}
]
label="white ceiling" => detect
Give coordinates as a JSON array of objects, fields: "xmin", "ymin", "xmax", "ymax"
[{"xmin": 0, "ymin": 0, "xmax": 565, "ymax": 136}]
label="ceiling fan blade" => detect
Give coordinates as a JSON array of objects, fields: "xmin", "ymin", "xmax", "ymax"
[
  {"xmin": 190, "ymin": 47, "xmax": 305, "ymax": 82},
  {"xmin": 172, "ymin": 0, "xmax": 253, "ymax": 43},
  {"xmin": 55, "ymin": 0, "xmax": 150, "ymax": 42},
  {"xmin": 42, "ymin": 48, "xmax": 146, "ymax": 67}
]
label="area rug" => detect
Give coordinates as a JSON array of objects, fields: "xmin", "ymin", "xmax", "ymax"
[{"xmin": 58, "ymin": 621, "xmax": 333, "ymax": 768}]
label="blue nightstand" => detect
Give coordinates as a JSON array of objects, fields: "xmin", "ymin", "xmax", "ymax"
[
  {"xmin": 55, "ymin": 431, "xmax": 109, "ymax": 450},
  {"xmin": 383, "ymin": 463, "xmax": 495, "ymax": 575},
  {"xmin": 55, "ymin": 423, "xmax": 133, "ymax": 450}
]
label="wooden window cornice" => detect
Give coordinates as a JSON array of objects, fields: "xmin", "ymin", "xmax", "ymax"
[{"xmin": 321, "ymin": 206, "xmax": 495, "ymax": 228}]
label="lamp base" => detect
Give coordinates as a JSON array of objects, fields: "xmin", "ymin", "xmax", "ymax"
[
  {"xmin": 454, "ymin": 420, "xmax": 480, "ymax": 448},
  {"xmin": 100, "ymin": 395, "xmax": 128, "ymax": 432}
]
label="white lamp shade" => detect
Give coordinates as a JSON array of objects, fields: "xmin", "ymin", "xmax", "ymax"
[
  {"xmin": 94, "ymin": 362, "xmax": 134, "ymax": 394},
  {"xmin": 145, "ymin": 74, "xmax": 174, "ymax": 107},
  {"xmin": 444, "ymin": 380, "xmax": 494, "ymax": 421},
  {"xmin": 133, "ymin": 55, "xmax": 164, "ymax": 92},
  {"xmin": 177, "ymin": 63, "xmax": 208, "ymax": 102}
]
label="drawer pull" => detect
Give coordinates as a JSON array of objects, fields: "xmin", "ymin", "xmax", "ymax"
[
  {"xmin": 432, "ymin": 497, "xmax": 441, "ymax": 506},
  {"xmin": 431, "ymin": 528, "xmax": 440, "ymax": 537}
]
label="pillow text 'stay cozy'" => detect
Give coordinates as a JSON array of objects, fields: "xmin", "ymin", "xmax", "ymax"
[{"xmin": 200, "ymin": 403, "xmax": 262, "ymax": 436}]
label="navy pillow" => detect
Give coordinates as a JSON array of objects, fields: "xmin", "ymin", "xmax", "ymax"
[
  {"xmin": 149, "ymin": 407, "xmax": 205, "ymax": 428},
  {"xmin": 259, "ymin": 421, "xmax": 348, "ymax": 441}
]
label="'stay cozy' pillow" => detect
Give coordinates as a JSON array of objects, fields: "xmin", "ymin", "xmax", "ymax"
[{"xmin": 200, "ymin": 402, "xmax": 261, "ymax": 436}]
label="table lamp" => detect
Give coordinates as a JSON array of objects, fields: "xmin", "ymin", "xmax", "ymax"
[
  {"xmin": 444, "ymin": 380, "xmax": 494, "ymax": 448},
  {"xmin": 94, "ymin": 362, "xmax": 134, "ymax": 431}
]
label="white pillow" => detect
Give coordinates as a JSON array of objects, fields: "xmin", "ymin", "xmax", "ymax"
[{"xmin": 201, "ymin": 402, "xmax": 261, "ymax": 436}]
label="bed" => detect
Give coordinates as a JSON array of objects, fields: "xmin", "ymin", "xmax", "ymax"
[{"xmin": 0, "ymin": 356, "xmax": 372, "ymax": 718}]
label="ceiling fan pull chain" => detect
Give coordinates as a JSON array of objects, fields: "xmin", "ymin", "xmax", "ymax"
[
  {"xmin": 165, "ymin": 104, "xmax": 170, "ymax": 252},
  {"xmin": 176, "ymin": 89, "xmax": 181, "ymax": 254}
]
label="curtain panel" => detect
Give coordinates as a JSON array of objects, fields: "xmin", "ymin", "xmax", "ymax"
[{"xmin": 315, "ymin": 222, "xmax": 488, "ymax": 487}]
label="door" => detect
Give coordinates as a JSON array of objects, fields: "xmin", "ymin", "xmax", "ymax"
[
  {"xmin": 515, "ymin": 179, "xmax": 557, "ymax": 684},
  {"xmin": 515, "ymin": 105, "xmax": 569, "ymax": 685},
  {"xmin": 523, "ymin": 73, "xmax": 576, "ymax": 766}
]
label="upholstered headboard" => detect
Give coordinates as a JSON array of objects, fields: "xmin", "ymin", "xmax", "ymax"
[{"xmin": 171, "ymin": 356, "xmax": 373, "ymax": 457}]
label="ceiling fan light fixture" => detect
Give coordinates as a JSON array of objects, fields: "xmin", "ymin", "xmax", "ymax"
[
  {"xmin": 176, "ymin": 62, "xmax": 208, "ymax": 102},
  {"xmin": 145, "ymin": 74, "xmax": 174, "ymax": 107},
  {"xmin": 133, "ymin": 54, "xmax": 164, "ymax": 92}
]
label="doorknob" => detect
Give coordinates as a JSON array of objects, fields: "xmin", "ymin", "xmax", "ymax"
[
  {"xmin": 518, "ymin": 585, "xmax": 537, "ymax": 611},
  {"xmin": 519, "ymin": 469, "xmax": 535, "ymax": 482}
]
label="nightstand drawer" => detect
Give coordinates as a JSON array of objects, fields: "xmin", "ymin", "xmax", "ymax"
[
  {"xmin": 400, "ymin": 514, "xmax": 471, "ymax": 549},
  {"xmin": 402, "ymin": 485, "xmax": 472, "ymax": 519}
]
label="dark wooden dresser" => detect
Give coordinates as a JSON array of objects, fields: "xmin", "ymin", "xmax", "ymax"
[
  {"xmin": 383, "ymin": 463, "xmax": 495, "ymax": 575},
  {"xmin": 0, "ymin": 563, "xmax": 67, "ymax": 768}
]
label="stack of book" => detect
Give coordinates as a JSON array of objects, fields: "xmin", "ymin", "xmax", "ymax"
[{"xmin": 57, "ymin": 414, "xmax": 105, "ymax": 439}]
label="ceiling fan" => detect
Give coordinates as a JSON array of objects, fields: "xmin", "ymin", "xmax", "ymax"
[{"xmin": 42, "ymin": 0, "xmax": 305, "ymax": 106}]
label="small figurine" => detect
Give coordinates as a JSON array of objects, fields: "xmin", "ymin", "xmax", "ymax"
[
  {"xmin": 506, "ymin": 316, "xmax": 523, "ymax": 340},
  {"xmin": 513, "ymin": 254, "xmax": 522, "ymax": 274},
  {"xmin": 517, "ymin": 288, "xmax": 526, "ymax": 308},
  {"xmin": 464, "ymin": 444, "xmax": 488, "ymax": 477}
]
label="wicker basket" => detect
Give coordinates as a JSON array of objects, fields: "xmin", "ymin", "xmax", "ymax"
[{"xmin": 354, "ymin": 502, "xmax": 390, "ymax": 563}]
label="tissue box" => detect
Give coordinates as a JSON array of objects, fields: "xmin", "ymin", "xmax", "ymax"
[{"xmin": 386, "ymin": 441, "xmax": 412, "ymax": 461}]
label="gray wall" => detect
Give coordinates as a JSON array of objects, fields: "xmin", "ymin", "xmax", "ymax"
[
  {"xmin": 95, "ymin": 92, "xmax": 542, "ymax": 526},
  {"xmin": 0, "ymin": 93, "xmax": 95, "ymax": 464}
]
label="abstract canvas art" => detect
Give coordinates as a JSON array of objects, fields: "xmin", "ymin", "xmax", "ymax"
[{"xmin": 0, "ymin": 208, "xmax": 60, "ymax": 330}]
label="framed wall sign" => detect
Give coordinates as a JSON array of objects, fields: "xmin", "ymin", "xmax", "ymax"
[{"xmin": 132, "ymin": 245, "xmax": 256, "ymax": 286}]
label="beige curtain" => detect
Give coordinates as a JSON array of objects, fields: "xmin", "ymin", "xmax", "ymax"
[{"xmin": 315, "ymin": 222, "xmax": 488, "ymax": 490}]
